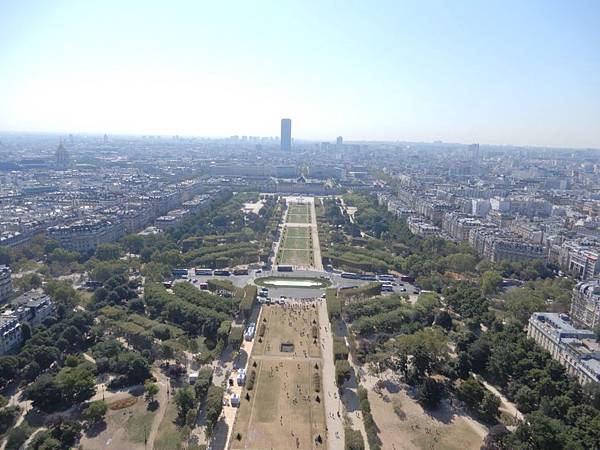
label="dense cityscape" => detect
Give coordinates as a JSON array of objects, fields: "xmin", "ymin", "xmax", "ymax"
[{"xmin": 0, "ymin": 121, "xmax": 598, "ymax": 450}]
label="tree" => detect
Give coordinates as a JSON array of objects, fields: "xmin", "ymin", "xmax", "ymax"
[
  {"xmin": 345, "ymin": 428, "xmax": 365, "ymax": 450},
  {"xmin": 95, "ymin": 243, "xmax": 123, "ymax": 261},
  {"xmin": 479, "ymin": 391, "xmax": 501, "ymax": 422},
  {"xmin": 81, "ymin": 401, "xmax": 108, "ymax": 424},
  {"xmin": 446, "ymin": 253, "xmax": 477, "ymax": 273},
  {"xmin": 0, "ymin": 406, "xmax": 20, "ymax": 435},
  {"xmin": 21, "ymin": 322, "xmax": 32, "ymax": 342},
  {"xmin": 514, "ymin": 385, "xmax": 538, "ymax": 413},
  {"xmin": 144, "ymin": 381, "xmax": 159, "ymax": 402},
  {"xmin": 204, "ymin": 385, "xmax": 224, "ymax": 437},
  {"xmin": 121, "ymin": 235, "xmax": 145, "ymax": 254},
  {"xmin": 456, "ymin": 352, "xmax": 472, "ymax": 379},
  {"xmin": 335, "ymin": 360, "xmax": 352, "ymax": 387},
  {"xmin": 504, "ymin": 288, "xmax": 546, "ymax": 325},
  {"xmin": 55, "ymin": 365, "xmax": 96, "ymax": 405},
  {"xmin": 481, "ymin": 424, "xmax": 509, "ymax": 450},
  {"xmin": 481, "ymin": 271, "xmax": 503, "ymax": 296},
  {"xmin": 174, "ymin": 386, "xmax": 196, "ymax": 419},
  {"xmin": 416, "ymin": 377, "xmax": 444, "ymax": 409},
  {"xmin": 507, "ymin": 412, "xmax": 568, "ymax": 449},
  {"xmin": 434, "ymin": 310, "xmax": 453, "ymax": 330},
  {"xmin": 26, "ymin": 374, "xmax": 62, "ymax": 412},
  {"xmin": 458, "ymin": 378, "xmax": 485, "ymax": 409}
]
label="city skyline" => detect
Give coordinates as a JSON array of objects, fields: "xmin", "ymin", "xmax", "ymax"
[{"xmin": 1, "ymin": 1, "xmax": 599, "ymax": 148}]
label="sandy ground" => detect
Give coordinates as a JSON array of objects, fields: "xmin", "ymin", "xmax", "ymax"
[
  {"xmin": 362, "ymin": 373, "xmax": 487, "ymax": 450},
  {"xmin": 230, "ymin": 302, "xmax": 327, "ymax": 450}
]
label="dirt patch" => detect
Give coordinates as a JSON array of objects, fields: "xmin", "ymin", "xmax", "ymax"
[{"xmin": 366, "ymin": 380, "xmax": 487, "ymax": 450}]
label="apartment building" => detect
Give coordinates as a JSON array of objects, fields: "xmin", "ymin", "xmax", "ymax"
[
  {"xmin": 0, "ymin": 266, "xmax": 11, "ymax": 303},
  {"xmin": 528, "ymin": 312, "xmax": 600, "ymax": 385},
  {"xmin": 0, "ymin": 316, "xmax": 21, "ymax": 355},
  {"xmin": 10, "ymin": 291, "xmax": 55, "ymax": 327},
  {"xmin": 570, "ymin": 279, "xmax": 600, "ymax": 329},
  {"xmin": 48, "ymin": 218, "xmax": 124, "ymax": 252}
]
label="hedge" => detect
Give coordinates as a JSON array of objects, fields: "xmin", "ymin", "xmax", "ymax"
[
  {"xmin": 326, "ymin": 288, "xmax": 341, "ymax": 320},
  {"xmin": 338, "ymin": 282, "xmax": 381, "ymax": 299},
  {"xmin": 344, "ymin": 427, "xmax": 365, "ymax": 450}
]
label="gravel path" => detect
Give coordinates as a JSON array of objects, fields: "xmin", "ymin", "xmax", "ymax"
[{"xmin": 317, "ymin": 299, "xmax": 345, "ymax": 449}]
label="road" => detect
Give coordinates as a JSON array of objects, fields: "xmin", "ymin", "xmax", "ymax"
[{"xmin": 317, "ymin": 298, "xmax": 345, "ymax": 449}]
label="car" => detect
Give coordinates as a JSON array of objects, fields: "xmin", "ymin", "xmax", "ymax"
[
  {"xmin": 400, "ymin": 287, "xmax": 406, "ymax": 292},
  {"xmin": 321, "ymin": 293, "xmax": 326, "ymax": 299},
  {"xmin": 255, "ymin": 269, "xmax": 262, "ymax": 274}
]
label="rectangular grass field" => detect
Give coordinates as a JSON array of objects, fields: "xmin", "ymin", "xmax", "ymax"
[{"xmin": 278, "ymin": 248, "xmax": 313, "ymax": 266}]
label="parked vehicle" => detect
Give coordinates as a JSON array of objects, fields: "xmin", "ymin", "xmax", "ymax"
[{"xmin": 214, "ymin": 270, "xmax": 231, "ymax": 276}]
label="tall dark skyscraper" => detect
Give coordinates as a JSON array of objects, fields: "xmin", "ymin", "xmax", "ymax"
[{"xmin": 280, "ymin": 118, "xmax": 291, "ymax": 151}]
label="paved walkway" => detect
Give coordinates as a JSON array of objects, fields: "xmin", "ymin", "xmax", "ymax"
[
  {"xmin": 211, "ymin": 307, "xmax": 261, "ymax": 450},
  {"xmin": 317, "ymin": 299, "xmax": 345, "ymax": 449},
  {"xmin": 480, "ymin": 378, "xmax": 523, "ymax": 422},
  {"xmin": 309, "ymin": 199, "xmax": 324, "ymax": 271},
  {"xmin": 145, "ymin": 370, "xmax": 170, "ymax": 450}
]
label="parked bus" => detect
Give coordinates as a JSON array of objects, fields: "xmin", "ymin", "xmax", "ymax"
[
  {"xmin": 277, "ymin": 265, "xmax": 293, "ymax": 272},
  {"xmin": 213, "ymin": 269, "xmax": 231, "ymax": 276},
  {"xmin": 195, "ymin": 268, "xmax": 213, "ymax": 276},
  {"xmin": 172, "ymin": 268, "xmax": 188, "ymax": 278},
  {"xmin": 400, "ymin": 275, "xmax": 415, "ymax": 283},
  {"xmin": 233, "ymin": 267, "xmax": 249, "ymax": 275},
  {"xmin": 358, "ymin": 274, "xmax": 377, "ymax": 281},
  {"xmin": 378, "ymin": 274, "xmax": 395, "ymax": 281},
  {"xmin": 341, "ymin": 272, "xmax": 358, "ymax": 279},
  {"xmin": 381, "ymin": 284, "xmax": 394, "ymax": 292}
]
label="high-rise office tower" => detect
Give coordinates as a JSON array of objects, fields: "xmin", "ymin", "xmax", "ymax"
[
  {"xmin": 336, "ymin": 136, "xmax": 343, "ymax": 149},
  {"xmin": 468, "ymin": 143, "xmax": 480, "ymax": 161},
  {"xmin": 281, "ymin": 118, "xmax": 291, "ymax": 151}
]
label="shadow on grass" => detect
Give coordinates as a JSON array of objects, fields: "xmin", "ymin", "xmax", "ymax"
[{"xmin": 85, "ymin": 420, "xmax": 107, "ymax": 438}]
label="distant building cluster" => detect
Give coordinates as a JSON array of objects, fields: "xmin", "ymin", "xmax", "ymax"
[{"xmin": 378, "ymin": 149, "xmax": 600, "ymax": 274}]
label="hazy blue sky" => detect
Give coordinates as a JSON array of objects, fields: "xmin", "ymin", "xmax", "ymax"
[{"xmin": 1, "ymin": 0, "xmax": 599, "ymax": 147}]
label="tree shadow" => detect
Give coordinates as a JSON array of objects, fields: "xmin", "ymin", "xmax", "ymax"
[
  {"xmin": 85, "ymin": 420, "xmax": 107, "ymax": 438},
  {"xmin": 422, "ymin": 398, "xmax": 455, "ymax": 425},
  {"xmin": 208, "ymin": 416, "xmax": 229, "ymax": 450}
]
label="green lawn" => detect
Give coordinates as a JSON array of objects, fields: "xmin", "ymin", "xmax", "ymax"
[
  {"xmin": 154, "ymin": 401, "xmax": 185, "ymax": 450},
  {"xmin": 278, "ymin": 248, "xmax": 313, "ymax": 266},
  {"xmin": 126, "ymin": 408, "xmax": 157, "ymax": 443},
  {"xmin": 281, "ymin": 237, "xmax": 312, "ymax": 249},
  {"xmin": 288, "ymin": 204, "xmax": 310, "ymax": 215},
  {"xmin": 286, "ymin": 214, "xmax": 310, "ymax": 224},
  {"xmin": 283, "ymin": 227, "xmax": 310, "ymax": 238}
]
